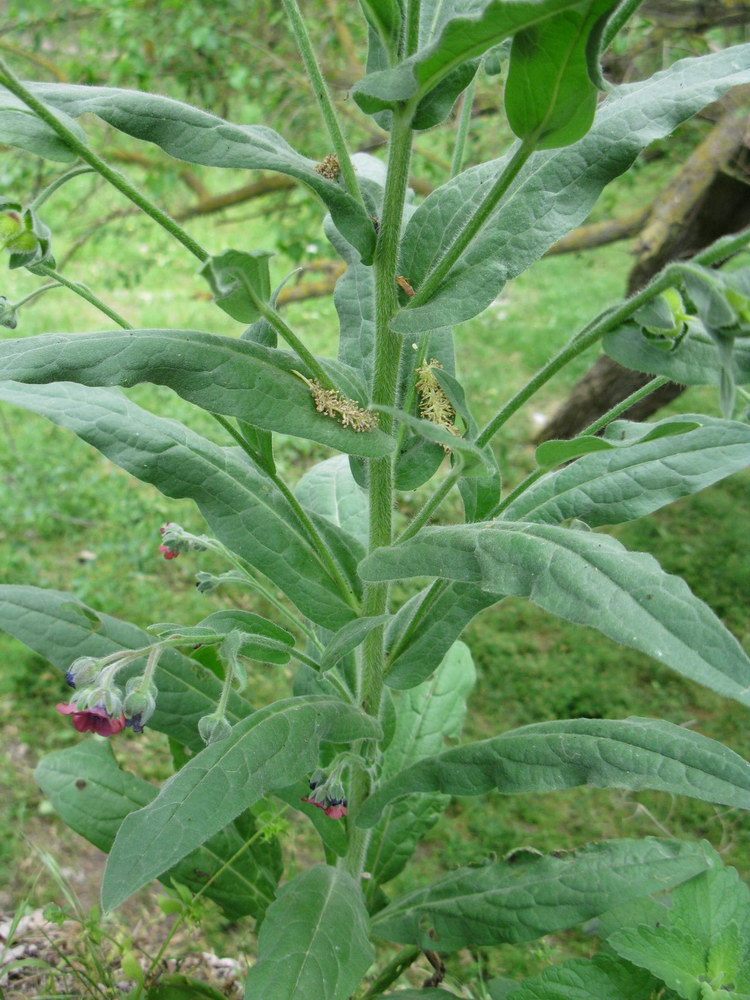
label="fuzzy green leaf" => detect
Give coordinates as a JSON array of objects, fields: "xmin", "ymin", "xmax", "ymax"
[
  {"xmin": 358, "ymin": 717, "xmax": 750, "ymax": 826},
  {"xmin": 35, "ymin": 742, "xmax": 282, "ymax": 921},
  {"xmin": 0, "ymin": 91, "xmax": 88, "ymax": 161},
  {"xmin": 392, "ymin": 45, "xmax": 750, "ymax": 333},
  {"xmin": 199, "ymin": 249, "xmax": 273, "ymax": 323},
  {"xmin": 320, "ymin": 615, "xmax": 392, "ymax": 672},
  {"xmin": 0, "ymin": 330, "xmax": 393, "ymax": 458},
  {"xmin": 367, "ymin": 642, "xmax": 476, "ymax": 887},
  {"xmin": 503, "ymin": 953, "xmax": 658, "ymax": 1000},
  {"xmin": 352, "ymin": 0, "xmax": 588, "ymax": 123},
  {"xmin": 362, "ymin": 521, "xmax": 750, "ymax": 706},
  {"xmin": 295, "ymin": 455, "xmax": 369, "ymax": 548},
  {"xmin": 505, "ymin": 0, "xmax": 617, "ymax": 148},
  {"xmin": 609, "ymin": 924, "xmax": 710, "ymax": 1000},
  {"xmin": 9, "ymin": 83, "xmax": 376, "ymax": 262},
  {"xmin": 505, "ymin": 414, "xmax": 750, "ymax": 526},
  {"xmin": 0, "ymin": 585, "xmax": 250, "ymax": 750},
  {"xmin": 371, "ymin": 838, "xmax": 719, "ymax": 949},
  {"xmin": 386, "ymin": 583, "xmax": 499, "ymax": 689},
  {"xmin": 0, "ymin": 383, "xmax": 358, "ymax": 629},
  {"xmin": 604, "ymin": 325, "xmax": 750, "ymax": 386},
  {"xmin": 197, "ymin": 610, "xmax": 295, "ymax": 665},
  {"xmin": 243, "ymin": 865, "xmax": 374, "ymax": 1000},
  {"xmin": 102, "ymin": 696, "xmax": 380, "ymax": 911}
]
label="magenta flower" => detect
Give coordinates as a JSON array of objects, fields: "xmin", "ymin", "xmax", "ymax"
[
  {"xmin": 301, "ymin": 796, "xmax": 348, "ymax": 820},
  {"xmin": 56, "ymin": 701, "xmax": 126, "ymax": 736}
]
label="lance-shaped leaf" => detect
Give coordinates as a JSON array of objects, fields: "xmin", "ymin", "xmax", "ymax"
[
  {"xmin": 5, "ymin": 83, "xmax": 375, "ymax": 263},
  {"xmin": 502, "ymin": 953, "xmax": 658, "ymax": 1000},
  {"xmin": 503, "ymin": 414, "xmax": 750, "ymax": 526},
  {"xmin": 0, "ymin": 330, "xmax": 393, "ymax": 458},
  {"xmin": 243, "ymin": 865, "xmax": 374, "ymax": 1000},
  {"xmin": 386, "ymin": 582, "xmax": 499, "ymax": 690},
  {"xmin": 505, "ymin": 0, "xmax": 617, "ymax": 149},
  {"xmin": 35, "ymin": 741, "xmax": 281, "ymax": 921},
  {"xmin": 367, "ymin": 642, "xmax": 476, "ymax": 888},
  {"xmin": 295, "ymin": 455, "xmax": 369, "ymax": 549},
  {"xmin": 604, "ymin": 325, "xmax": 750, "ymax": 386},
  {"xmin": 0, "ymin": 90, "xmax": 88, "ymax": 161},
  {"xmin": 362, "ymin": 521, "xmax": 750, "ymax": 706},
  {"xmin": 0, "ymin": 585, "xmax": 250, "ymax": 750},
  {"xmin": 371, "ymin": 838, "xmax": 719, "ymax": 949},
  {"xmin": 358, "ymin": 717, "xmax": 750, "ymax": 827},
  {"xmin": 200, "ymin": 249, "xmax": 273, "ymax": 323},
  {"xmin": 359, "ymin": 0, "xmax": 402, "ymax": 61},
  {"xmin": 102, "ymin": 696, "xmax": 380, "ymax": 911},
  {"xmin": 392, "ymin": 45, "xmax": 750, "ymax": 333},
  {"xmin": 320, "ymin": 615, "xmax": 392, "ymax": 672},
  {"xmin": 0, "ymin": 383, "xmax": 357, "ymax": 629},
  {"xmin": 352, "ymin": 0, "xmax": 586, "ymax": 122}
]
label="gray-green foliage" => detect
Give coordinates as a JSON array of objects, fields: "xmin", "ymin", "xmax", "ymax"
[{"xmin": 1, "ymin": 6, "xmax": 750, "ymax": 999}]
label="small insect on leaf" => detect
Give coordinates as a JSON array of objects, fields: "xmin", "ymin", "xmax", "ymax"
[{"xmin": 396, "ymin": 275, "xmax": 415, "ymax": 297}]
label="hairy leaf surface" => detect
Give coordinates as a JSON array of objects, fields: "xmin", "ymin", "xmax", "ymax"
[
  {"xmin": 102, "ymin": 696, "xmax": 380, "ymax": 910},
  {"xmin": 367, "ymin": 642, "xmax": 476, "ymax": 887},
  {"xmin": 6, "ymin": 83, "xmax": 376, "ymax": 262},
  {"xmin": 503, "ymin": 414, "xmax": 750, "ymax": 526},
  {"xmin": 393, "ymin": 45, "xmax": 750, "ymax": 333},
  {"xmin": 243, "ymin": 865, "xmax": 373, "ymax": 1000},
  {"xmin": 358, "ymin": 717, "xmax": 750, "ymax": 825},
  {"xmin": 0, "ymin": 382, "xmax": 358, "ymax": 629},
  {"xmin": 371, "ymin": 838, "xmax": 719, "ymax": 949},
  {"xmin": 36, "ymin": 742, "xmax": 281, "ymax": 921},
  {"xmin": 0, "ymin": 330, "xmax": 392, "ymax": 457},
  {"xmin": 363, "ymin": 522, "xmax": 750, "ymax": 705}
]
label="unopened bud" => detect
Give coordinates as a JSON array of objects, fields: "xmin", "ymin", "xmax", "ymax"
[
  {"xmin": 198, "ymin": 712, "xmax": 232, "ymax": 745},
  {"xmin": 123, "ymin": 677, "xmax": 157, "ymax": 732},
  {"xmin": 64, "ymin": 656, "xmax": 100, "ymax": 688}
]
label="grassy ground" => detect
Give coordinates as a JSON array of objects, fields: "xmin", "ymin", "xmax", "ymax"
[{"xmin": 1, "ymin": 148, "xmax": 749, "ymax": 993}]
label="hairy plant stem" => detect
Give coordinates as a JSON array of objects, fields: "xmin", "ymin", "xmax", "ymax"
[
  {"xmin": 490, "ymin": 375, "xmax": 670, "ymax": 518},
  {"xmin": 405, "ymin": 0, "xmax": 421, "ymax": 55},
  {"xmin": 29, "ymin": 164, "xmax": 95, "ymax": 209},
  {"xmin": 344, "ymin": 109, "xmax": 414, "ymax": 881},
  {"xmin": 475, "ymin": 239, "xmax": 750, "ymax": 450},
  {"xmin": 251, "ymin": 293, "xmax": 338, "ymax": 390},
  {"xmin": 9, "ymin": 282, "xmax": 58, "ymax": 310},
  {"xmin": 0, "ymin": 56, "xmax": 208, "ymax": 262},
  {"xmin": 35, "ymin": 264, "xmax": 132, "ymax": 329},
  {"xmin": 407, "ymin": 135, "xmax": 537, "ymax": 308},
  {"xmin": 281, "ymin": 0, "xmax": 365, "ymax": 209},
  {"xmin": 602, "ymin": 0, "xmax": 646, "ymax": 48},
  {"xmin": 361, "ymin": 945, "xmax": 422, "ymax": 999}
]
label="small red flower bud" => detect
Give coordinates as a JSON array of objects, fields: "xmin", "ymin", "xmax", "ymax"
[{"xmin": 159, "ymin": 543, "xmax": 179, "ymax": 560}]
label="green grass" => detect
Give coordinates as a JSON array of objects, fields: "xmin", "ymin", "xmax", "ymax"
[{"xmin": 2, "ymin": 152, "xmax": 749, "ymax": 992}]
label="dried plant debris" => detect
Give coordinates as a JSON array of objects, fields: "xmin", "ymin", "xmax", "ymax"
[
  {"xmin": 314, "ymin": 154, "xmax": 340, "ymax": 180},
  {"xmin": 296, "ymin": 372, "xmax": 379, "ymax": 432},
  {"xmin": 416, "ymin": 359, "xmax": 460, "ymax": 449}
]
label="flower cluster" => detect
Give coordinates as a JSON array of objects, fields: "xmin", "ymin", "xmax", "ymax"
[
  {"xmin": 416, "ymin": 358, "xmax": 460, "ymax": 450},
  {"xmin": 301, "ymin": 770, "xmax": 348, "ymax": 820},
  {"xmin": 56, "ymin": 651, "xmax": 160, "ymax": 738},
  {"xmin": 159, "ymin": 522, "xmax": 210, "ymax": 560}
]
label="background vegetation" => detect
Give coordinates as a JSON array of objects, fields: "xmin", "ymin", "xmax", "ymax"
[{"xmin": 1, "ymin": 1, "xmax": 749, "ymax": 993}]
